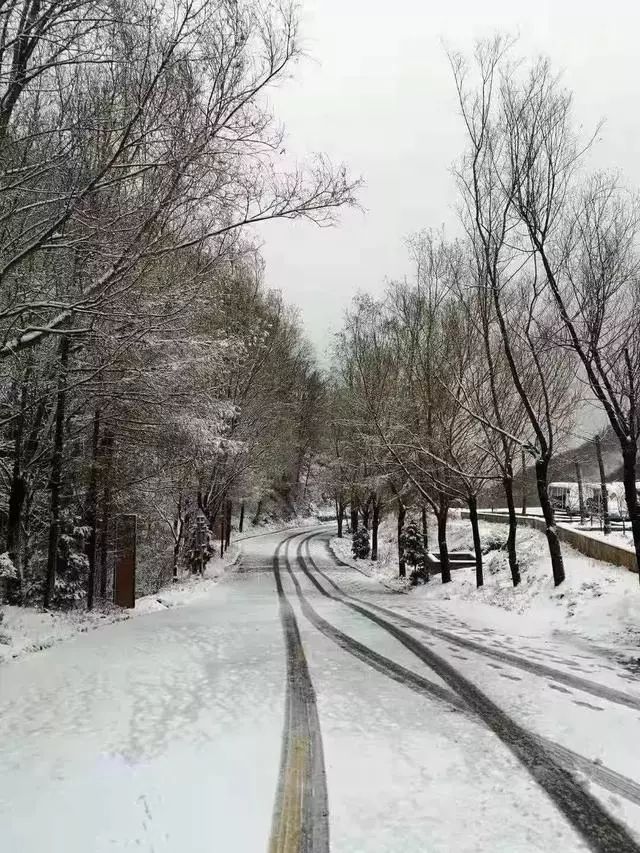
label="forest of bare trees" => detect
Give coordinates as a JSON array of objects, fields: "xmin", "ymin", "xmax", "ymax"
[
  {"xmin": 3, "ymin": 20, "xmax": 639, "ymax": 613},
  {"xmin": 326, "ymin": 37, "xmax": 640, "ymax": 590}
]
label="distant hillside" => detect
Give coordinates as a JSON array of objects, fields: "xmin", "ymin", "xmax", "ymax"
[{"xmin": 479, "ymin": 426, "xmax": 622, "ymax": 509}]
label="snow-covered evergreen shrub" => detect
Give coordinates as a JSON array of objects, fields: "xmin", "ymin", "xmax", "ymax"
[
  {"xmin": 0, "ymin": 552, "xmax": 17, "ymax": 579},
  {"xmin": 402, "ymin": 520, "xmax": 429, "ymax": 585},
  {"xmin": 52, "ymin": 535, "xmax": 89, "ymax": 609},
  {"xmin": 352, "ymin": 527, "xmax": 370, "ymax": 559}
]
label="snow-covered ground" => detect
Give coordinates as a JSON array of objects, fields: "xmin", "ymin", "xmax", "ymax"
[
  {"xmin": 0, "ymin": 527, "xmax": 619, "ymax": 852},
  {"xmin": 2, "ymin": 526, "xmax": 640, "ymax": 851},
  {"xmin": 330, "ymin": 516, "xmax": 640, "ymax": 660},
  {"xmin": 0, "ymin": 542, "xmax": 241, "ymax": 664},
  {"xmin": 0, "ymin": 519, "xmax": 327, "ymax": 666}
]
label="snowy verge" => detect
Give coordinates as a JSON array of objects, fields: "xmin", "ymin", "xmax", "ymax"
[
  {"xmin": 0, "ymin": 517, "xmax": 327, "ymax": 665},
  {"xmin": 0, "ymin": 604, "xmax": 130, "ymax": 663},
  {"xmin": 0, "ymin": 544, "xmax": 241, "ymax": 664},
  {"xmin": 330, "ymin": 519, "xmax": 640, "ymax": 658},
  {"xmin": 328, "ymin": 534, "xmax": 410, "ymax": 593}
]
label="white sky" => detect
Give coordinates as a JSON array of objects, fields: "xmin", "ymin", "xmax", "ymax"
[{"xmin": 255, "ymin": 0, "xmax": 640, "ymax": 361}]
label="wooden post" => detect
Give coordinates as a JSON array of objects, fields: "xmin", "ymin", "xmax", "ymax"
[
  {"xmin": 86, "ymin": 408, "xmax": 101, "ymax": 610},
  {"xmin": 521, "ymin": 448, "xmax": 527, "ymax": 516},
  {"xmin": 114, "ymin": 514, "xmax": 136, "ymax": 608}
]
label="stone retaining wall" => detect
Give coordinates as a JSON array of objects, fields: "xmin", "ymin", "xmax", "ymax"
[{"xmin": 462, "ymin": 510, "xmax": 638, "ymax": 574}]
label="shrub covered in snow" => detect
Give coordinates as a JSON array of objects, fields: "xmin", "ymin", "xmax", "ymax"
[
  {"xmin": 352, "ymin": 527, "xmax": 370, "ymax": 559},
  {"xmin": 401, "ymin": 521, "xmax": 429, "ymax": 585},
  {"xmin": 0, "ymin": 552, "xmax": 17, "ymax": 579}
]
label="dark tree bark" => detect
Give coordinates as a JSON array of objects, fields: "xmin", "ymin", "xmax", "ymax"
[
  {"xmin": 535, "ymin": 457, "xmax": 565, "ymax": 586},
  {"xmin": 238, "ymin": 500, "xmax": 245, "ymax": 533},
  {"xmin": 397, "ymin": 501, "xmax": 406, "ymax": 578},
  {"xmin": 371, "ymin": 499, "xmax": 380, "ymax": 560},
  {"xmin": 502, "ymin": 475, "xmax": 521, "ymax": 586},
  {"xmin": 350, "ymin": 499, "xmax": 358, "ymax": 534},
  {"xmin": 86, "ymin": 408, "xmax": 101, "ymax": 610},
  {"xmin": 252, "ymin": 499, "xmax": 262, "ymax": 526},
  {"xmin": 621, "ymin": 444, "xmax": 640, "ymax": 572},
  {"xmin": 336, "ymin": 497, "xmax": 344, "ymax": 537},
  {"xmin": 172, "ymin": 495, "xmax": 183, "ymax": 581},
  {"xmin": 44, "ymin": 337, "xmax": 69, "ymax": 609},
  {"xmin": 467, "ymin": 494, "xmax": 483, "ymax": 588},
  {"xmin": 6, "ymin": 378, "xmax": 28, "ymax": 595},
  {"xmin": 421, "ymin": 505, "xmax": 429, "ymax": 553},
  {"xmin": 361, "ymin": 494, "xmax": 372, "ymax": 530},
  {"xmin": 595, "ymin": 433, "xmax": 611, "ymax": 535},
  {"xmin": 521, "ymin": 448, "xmax": 527, "ymax": 515},
  {"xmin": 225, "ymin": 499, "xmax": 232, "ymax": 548},
  {"xmin": 436, "ymin": 503, "xmax": 451, "ymax": 584},
  {"xmin": 220, "ymin": 503, "xmax": 225, "ymax": 558}
]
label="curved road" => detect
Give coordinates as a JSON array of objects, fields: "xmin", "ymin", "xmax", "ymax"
[{"xmin": 1, "ymin": 526, "xmax": 639, "ymax": 852}]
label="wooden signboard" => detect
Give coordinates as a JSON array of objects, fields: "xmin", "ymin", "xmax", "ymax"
[{"xmin": 114, "ymin": 514, "xmax": 137, "ymax": 609}]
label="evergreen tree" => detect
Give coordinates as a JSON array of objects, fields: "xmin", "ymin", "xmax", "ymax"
[
  {"xmin": 352, "ymin": 527, "xmax": 370, "ymax": 559},
  {"xmin": 402, "ymin": 520, "xmax": 429, "ymax": 584}
]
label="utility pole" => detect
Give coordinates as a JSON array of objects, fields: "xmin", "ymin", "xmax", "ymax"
[
  {"xmin": 574, "ymin": 459, "xmax": 586, "ymax": 525},
  {"xmin": 595, "ymin": 433, "xmax": 611, "ymax": 535}
]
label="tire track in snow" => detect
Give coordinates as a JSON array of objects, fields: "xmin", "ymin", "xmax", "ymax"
[
  {"xmin": 320, "ymin": 537, "xmax": 640, "ymax": 713},
  {"xmin": 285, "ymin": 537, "xmax": 465, "ymax": 711},
  {"xmin": 269, "ymin": 534, "xmax": 329, "ymax": 853},
  {"xmin": 294, "ymin": 535, "xmax": 640, "ymax": 810},
  {"xmin": 298, "ymin": 534, "xmax": 640, "ymax": 853}
]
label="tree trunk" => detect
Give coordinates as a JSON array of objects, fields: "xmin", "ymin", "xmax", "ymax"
[
  {"xmin": 6, "ymin": 377, "xmax": 28, "ymax": 594},
  {"xmin": 421, "ymin": 505, "xmax": 429, "ymax": 553},
  {"xmin": 238, "ymin": 500, "xmax": 245, "ymax": 533},
  {"xmin": 620, "ymin": 442, "xmax": 640, "ymax": 583},
  {"xmin": 225, "ymin": 499, "xmax": 232, "ymax": 548},
  {"xmin": 595, "ymin": 433, "xmax": 611, "ymax": 535},
  {"xmin": 6, "ymin": 472, "xmax": 25, "ymax": 596},
  {"xmin": 336, "ymin": 498, "xmax": 344, "ymax": 537},
  {"xmin": 521, "ymin": 448, "xmax": 527, "ymax": 515},
  {"xmin": 86, "ymin": 408, "xmax": 101, "ymax": 610},
  {"xmin": 371, "ymin": 500, "xmax": 380, "ymax": 560},
  {"xmin": 252, "ymin": 499, "xmax": 262, "ymax": 526},
  {"xmin": 44, "ymin": 337, "xmax": 69, "ymax": 609},
  {"xmin": 503, "ymin": 475, "xmax": 521, "ymax": 587},
  {"xmin": 220, "ymin": 514, "xmax": 225, "ymax": 558},
  {"xmin": 350, "ymin": 502, "xmax": 358, "ymax": 534},
  {"xmin": 361, "ymin": 495, "xmax": 371, "ymax": 530},
  {"xmin": 437, "ymin": 507, "xmax": 451, "ymax": 584},
  {"xmin": 574, "ymin": 459, "xmax": 586, "ymax": 525},
  {"xmin": 302, "ymin": 460, "xmax": 311, "ymax": 502},
  {"xmin": 535, "ymin": 457, "xmax": 565, "ymax": 586},
  {"xmin": 172, "ymin": 495, "xmax": 183, "ymax": 581},
  {"xmin": 397, "ymin": 502, "xmax": 406, "ymax": 578},
  {"xmin": 468, "ymin": 494, "xmax": 483, "ymax": 588}
]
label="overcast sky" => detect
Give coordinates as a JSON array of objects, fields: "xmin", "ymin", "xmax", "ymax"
[{"xmin": 255, "ymin": 0, "xmax": 640, "ymax": 362}]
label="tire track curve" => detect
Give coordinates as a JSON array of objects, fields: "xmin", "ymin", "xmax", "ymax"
[
  {"xmin": 268, "ymin": 533, "xmax": 329, "ymax": 853},
  {"xmin": 298, "ymin": 536, "xmax": 640, "ymax": 805},
  {"xmin": 292, "ymin": 535, "xmax": 640, "ymax": 810},
  {"xmin": 320, "ymin": 537, "xmax": 640, "ymax": 713},
  {"xmin": 297, "ymin": 534, "xmax": 640, "ymax": 853}
]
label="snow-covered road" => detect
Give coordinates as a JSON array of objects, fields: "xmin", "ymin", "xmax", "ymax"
[{"xmin": 2, "ymin": 527, "xmax": 640, "ymax": 852}]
